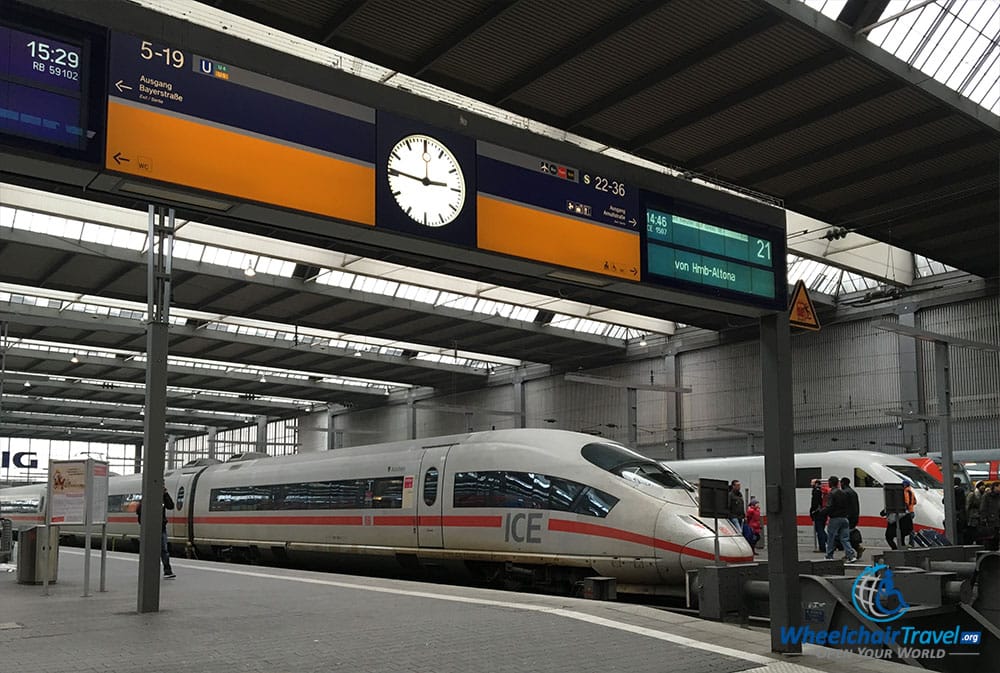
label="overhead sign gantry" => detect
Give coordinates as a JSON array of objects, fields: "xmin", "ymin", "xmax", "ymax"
[{"xmin": 1, "ymin": 0, "xmax": 787, "ymax": 315}]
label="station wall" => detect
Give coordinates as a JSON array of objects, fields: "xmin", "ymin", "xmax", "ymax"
[{"xmin": 303, "ymin": 292, "xmax": 1000, "ymax": 461}]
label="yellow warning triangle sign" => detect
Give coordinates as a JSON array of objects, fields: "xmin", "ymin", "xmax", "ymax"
[{"xmin": 788, "ymin": 280, "xmax": 821, "ymax": 331}]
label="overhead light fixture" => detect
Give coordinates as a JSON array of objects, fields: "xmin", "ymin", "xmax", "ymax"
[
  {"xmin": 259, "ymin": 375, "xmax": 267, "ymax": 383},
  {"xmin": 546, "ymin": 270, "xmax": 612, "ymax": 288},
  {"xmin": 244, "ymin": 266, "xmax": 257, "ymax": 278},
  {"xmin": 639, "ymin": 338, "xmax": 647, "ymax": 347},
  {"xmin": 70, "ymin": 354, "xmax": 80, "ymax": 363},
  {"xmin": 23, "ymin": 381, "xmax": 31, "ymax": 388},
  {"xmin": 117, "ymin": 180, "xmax": 233, "ymax": 211}
]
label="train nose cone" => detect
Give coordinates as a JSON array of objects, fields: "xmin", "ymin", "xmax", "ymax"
[{"xmin": 678, "ymin": 534, "xmax": 754, "ymax": 571}]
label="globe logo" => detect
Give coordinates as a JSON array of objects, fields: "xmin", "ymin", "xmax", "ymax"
[{"xmin": 851, "ymin": 563, "xmax": 909, "ymax": 622}]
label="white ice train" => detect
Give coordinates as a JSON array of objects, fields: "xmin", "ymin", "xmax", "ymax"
[
  {"xmin": 0, "ymin": 429, "xmax": 753, "ymax": 595},
  {"xmin": 663, "ymin": 450, "xmax": 947, "ymax": 549}
]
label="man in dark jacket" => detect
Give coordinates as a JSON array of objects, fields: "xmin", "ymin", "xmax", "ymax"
[
  {"xmin": 728, "ymin": 479, "xmax": 745, "ymax": 530},
  {"xmin": 809, "ymin": 479, "xmax": 828, "ymax": 552},
  {"xmin": 840, "ymin": 476, "xmax": 864, "ymax": 558},
  {"xmin": 137, "ymin": 486, "xmax": 175, "ymax": 579},
  {"xmin": 824, "ymin": 476, "xmax": 856, "ymax": 562}
]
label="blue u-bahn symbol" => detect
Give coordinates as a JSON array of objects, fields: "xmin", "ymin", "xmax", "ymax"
[{"xmin": 199, "ymin": 59, "xmax": 213, "ymax": 74}]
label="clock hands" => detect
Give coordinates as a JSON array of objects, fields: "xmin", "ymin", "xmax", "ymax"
[{"xmin": 388, "ymin": 167, "xmax": 449, "ymax": 188}]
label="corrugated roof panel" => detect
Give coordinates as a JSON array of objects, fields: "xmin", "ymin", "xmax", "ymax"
[
  {"xmin": 705, "ymin": 87, "xmax": 939, "ymax": 182},
  {"xmin": 337, "ymin": 0, "xmax": 491, "ymax": 63},
  {"xmin": 801, "ymin": 143, "xmax": 999, "ymax": 212},
  {"xmin": 509, "ymin": 0, "xmax": 765, "ymax": 118},
  {"xmin": 660, "ymin": 58, "xmax": 886, "ymax": 163},
  {"xmin": 260, "ymin": 0, "xmax": 348, "ymax": 29},
  {"xmin": 755, "ymin": 115, "xmax": 990, "ymax": 196},
  {"xmin": 430, "ymin": 0, "xmax": 634, "ymax": 94},
  {"xmin": 583, "ymin": 21, "xmax": 824, "ymax": 145}
]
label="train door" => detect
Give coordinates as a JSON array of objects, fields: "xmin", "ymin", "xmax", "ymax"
[
  {"xmin": 415, "ymin": 444, "xmax": 451, "ymax": 548},
  {"xmin": 166, "ymin": 470, "xmax": 199, "ymax": 548}
]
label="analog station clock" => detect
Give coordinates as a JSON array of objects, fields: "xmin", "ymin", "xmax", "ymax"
[{"xmin": 386, "ymin": 133, "xmax": 466, "ymax": 227}]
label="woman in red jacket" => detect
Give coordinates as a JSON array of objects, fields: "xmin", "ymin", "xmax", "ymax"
[{"xmin": 745, "ymin": 496, "xmax": 763, "ymax": 553}]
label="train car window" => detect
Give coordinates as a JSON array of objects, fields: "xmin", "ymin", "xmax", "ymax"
[
  {"xmin": 500, "ymin": 471, "xmax": 540, "ymax": 508},
  {"xmin": 574, "ymin": 487, "xmax": 619, "ymax": 518},
  {"xmin": 886, "ymin": 464, "xmax": 942, "ymax": 490},
  {"xmin": 0, "ymin": 496, "xmax": 42, "ymax": 514},
  {"xmin": 284, "ymin": 481, "xmax": 332, "ymax": 509},
  {"xmin": 453, "ymin": 471, "xmax": 503, "ymax": 507},
  {"xmin": 209, "ymin": 485, "xmax": 273, "ymax": 511},
  {"xmin": 549, "ymin": 478, "xmax": 582, "ymax": 512},
  {"xmin": 582, "ymin": 441, "xmax": 645, "ymax": 471},
  {"xmin": 796, "ymin": 468, "xmax": 821, "ymax": 488},
  {"xmin": 531, "ymin": 473, "xmax": 551, "ymax": 508},
  {"xmin": 423, "ymin": 467, "xmax": 439, "ymax": 506},
  {"xmin": 453, "ymin": 471, "xmax": 614, "ymax": 517},
  {"xmin": 853, "ymin": 468, "xmax": 882, "ymax": 488},
  {"xmin": 176, "ymin": 487, "xmax": 185, "ymax": 511},
  {"xmin": 331, "ymin": 480, "xmax": 360, "ymax": 509},
  {"xmin": 107, "ymin": 493, "xmax": 142, "ymax": 513},
  {"xmin": 582, "ymin": 441, "xmax": 687, "ymax": 489},
  {"xmin": 371, "ymin": 477, "xmax": 403, "ymax": 508}
]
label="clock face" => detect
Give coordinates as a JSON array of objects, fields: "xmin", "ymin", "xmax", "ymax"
[{"xmin": 386, "ymin": 134, "xmax": 466, "ymax": 227}]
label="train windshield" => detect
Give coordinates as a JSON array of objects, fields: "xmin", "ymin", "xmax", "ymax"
[
  {"xmin": 581, "ymin": 442, "xmax": 690, "ymax": 490},
  {"xmin": 886, "ymin": 464, "xmax": 943, "ymax": 490}
]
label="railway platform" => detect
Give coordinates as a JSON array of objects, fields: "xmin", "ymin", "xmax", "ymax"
[{"xmin": 1, "ymin": 547, "xmax": 920, "ymax": 673}]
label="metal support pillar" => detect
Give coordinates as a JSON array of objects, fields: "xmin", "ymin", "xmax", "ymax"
[
  {"xmin": 255, "ymin": 416, "xmax": 268, "ymax": 454},
  {"xmin": 512, "ymin": 369, "xmax": 526, "ymax": 428},
  {"xmin": 207, "ymin": 427, "xmax": 218, "ymax": 461},
  {"xmin": 166, "ymin": 434, "xmax": 177, "ymax": 470},
  {"xmin": 934, "ymin": 342, "xmax": 957, "ymax": 542},
  {"xmin": 138, "ymin": 204, "xmax": 174, "ymax": 614},
  {"xmin": 326, "ymin": 408, "xmax": 336, "ymax": 451},
  {"xmin": 672, "ymin": 354, "xmax": 685, "ymax": 460},
  {"xmin": 626, "ymin": 387, "xmax": 638, "ymax": 449},
  {"xmin": 760, "ymin": 312, "xmax": 801, "ymax": 654},
  {"xmin": 407, "ymin": 390, "xmax": 417, "ymax": 439},
  {"xmin": 897, "ymin": 312, "xmax": 928, "ymax": 452}
]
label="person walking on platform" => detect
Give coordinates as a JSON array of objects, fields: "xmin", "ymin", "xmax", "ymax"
[
  {"xmin": 137, "ymin": 486, "xmax": 176, "ymax": 579},
  {"xmin": 899, "ymin": 480, "xmax": 918, "ymax": 547},
  {"xmin": 953, "ymin": 477, "xmax": 968, "ymax": 544},
  {"xmin": 823, "ymin": 476, "xmax": 856, "ymax": 562},
  {"xmin": 809, "ymin": 478, "xmax": 828, "ymax": 552},
  {"xmin": 881, "ymin": 508, "xmax": 900, "ymax": 550},
  {"xmin": 981, "ymin": 481, "xmax": 1000, "ymax": 551},
  {"xmin": 745, "ymin": 496, "xmax": 762, "ymax": 554},
  {"xmin": 727, "ymin": 479, "xmax": 745, "ymax": 531},
  {"xmin": 966, "ymin": 480, "xmax": 986, "ymax": 545},
  {"xmin": 840, "ymin": 477, "xmax": 864, "ymax": 559}
]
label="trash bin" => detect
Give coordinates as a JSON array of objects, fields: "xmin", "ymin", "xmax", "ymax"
[
  {"xmin": 16, "ymin": 525, "xmax": 58, "ymax": 585},
  {"xmin": 0, "ymin": 518, "xmax": 12, "ymax": 564}
]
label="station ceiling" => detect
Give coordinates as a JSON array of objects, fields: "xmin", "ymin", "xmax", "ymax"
[{"xmin": 3, "ymin": 0, "xmax": 998, "ymax": 444}]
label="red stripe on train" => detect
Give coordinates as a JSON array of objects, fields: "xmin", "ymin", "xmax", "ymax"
[
  {"xmin": 548, "ymin": 518, "xmax": 753, "ymax": 563},
  {"xmin": 100, "ymin": 512, "xmax": 754, "ymax": 563}
]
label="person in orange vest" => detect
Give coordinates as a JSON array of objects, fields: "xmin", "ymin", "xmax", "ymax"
[{"xmin": 899, "ymin": 480, "xmax": 918, "ymax": 547}]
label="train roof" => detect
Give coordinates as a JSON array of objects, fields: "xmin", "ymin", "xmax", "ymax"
[{"xmin": 665, "ymin": 449, "xmax": 919, "ymax": 467}]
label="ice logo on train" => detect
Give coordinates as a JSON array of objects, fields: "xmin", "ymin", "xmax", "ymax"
[{"xmin": 851, "ymin": 563, "xmax": 909, "ymax": 623}]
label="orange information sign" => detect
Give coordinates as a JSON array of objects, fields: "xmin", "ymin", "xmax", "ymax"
[{"xmin": 788, "ymin": 280, "xmax": 820, "ymax": 331}]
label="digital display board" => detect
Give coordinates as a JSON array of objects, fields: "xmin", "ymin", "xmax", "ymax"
[
  {"xmin": 0, "ymin": 2, "xmax": 104, "ymax": 161},
  {"xmin": 477, "ymin": 142, "xmax": 641, "ymax": 281},
  {"xmin": 106, "ymin": 31, "xmax": 376, "ymax": 225},
  {"xmin": 643, "ymin": 199, "xmax": 785, "ymax": 308}
]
